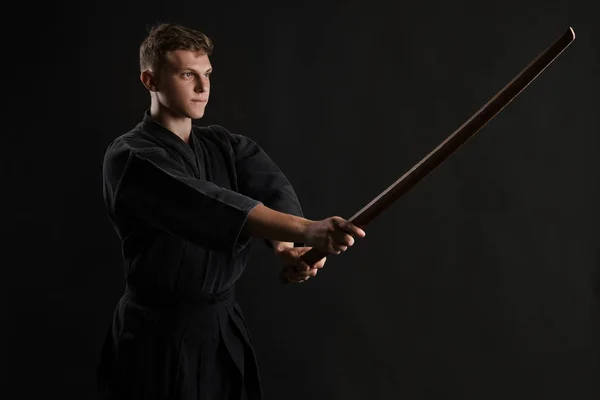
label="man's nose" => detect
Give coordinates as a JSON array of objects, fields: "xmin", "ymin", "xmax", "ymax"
[{"xmin": 195, "ymin": 79, "xmax": 208, "ymax": 93}]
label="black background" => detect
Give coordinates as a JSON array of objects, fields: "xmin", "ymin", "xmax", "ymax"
[{"xmin": 6, "ymin": 1, "xmax": 599, "ymax": 399}]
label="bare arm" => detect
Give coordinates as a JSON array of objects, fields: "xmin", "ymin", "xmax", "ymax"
[
  {"xmin": 241, "ymin": 203, "xmax": 310, "ymax": 245},
  {"xmin": 241, "ymin": 204, "xmax": 366, "ymax": 255}
]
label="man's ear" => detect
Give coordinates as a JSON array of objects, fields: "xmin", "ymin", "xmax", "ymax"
[{"xmin": 140, "ymin": 70, "xmax": 158, "ymax": 92}]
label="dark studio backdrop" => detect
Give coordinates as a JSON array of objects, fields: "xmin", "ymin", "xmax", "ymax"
[{"xmin": 5, "ymin": 0, "xmax": 599, "ymax": 399}]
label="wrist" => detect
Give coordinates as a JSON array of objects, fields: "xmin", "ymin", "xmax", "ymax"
[{"xmin": 297, "ymin": 217, "xmax": 312, "ymax": 245}]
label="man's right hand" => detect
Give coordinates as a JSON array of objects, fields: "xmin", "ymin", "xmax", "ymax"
[
  {"xmin": 303, "ymin": 216, "xmax": 366, "ymax": 254},
  {"xmin": 242, "ymin": 204, "xmax": 366, "ymax": 254}
]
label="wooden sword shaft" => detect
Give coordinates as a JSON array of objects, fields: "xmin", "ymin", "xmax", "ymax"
[{"xmin": 295, "ymin": 27, "xmax": 575, "ymax": 268}]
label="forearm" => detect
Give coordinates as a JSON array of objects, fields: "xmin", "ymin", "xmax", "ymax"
[{"xmin": 241, "ymin": 203, "xmax": 310, "ymax": 245}]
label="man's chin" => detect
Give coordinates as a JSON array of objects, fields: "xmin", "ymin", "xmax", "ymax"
[{"xmin": 189, "ymin": 111, "xmax": 205, "ymax": 120}]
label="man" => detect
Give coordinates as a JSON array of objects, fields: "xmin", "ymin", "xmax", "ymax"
[{"xmin": 97, "ymin": 23, "xmax": 366, "ymax": 399}]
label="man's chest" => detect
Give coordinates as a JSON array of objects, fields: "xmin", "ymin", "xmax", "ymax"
[{"xmin": 163, "ymin": 139, "xmax": 238, "ymax": 191}]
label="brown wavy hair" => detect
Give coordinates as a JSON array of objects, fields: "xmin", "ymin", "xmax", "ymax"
[{"xmin": 139, "ymin": 23, "xmax": 213, "ymax": 72}]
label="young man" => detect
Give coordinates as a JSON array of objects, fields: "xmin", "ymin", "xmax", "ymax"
[{"xmin": 97, "ymin": 23, "xmax": 366, "ymax": 400}]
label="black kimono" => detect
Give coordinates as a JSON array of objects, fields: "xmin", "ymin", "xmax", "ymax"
[{"xmin": 97, "ymin": 111, "xmax": 303, "ymax": 399}]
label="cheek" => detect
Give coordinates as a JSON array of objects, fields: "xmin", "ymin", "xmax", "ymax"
[
  {"xmin": 172, "ymin": 83, "xmax": 195, "ymax": 103},
  {"xmin": 162, "ymin": 79, "xmax": 184, "ymax": 96},
  {"xmin": 178, "ymin": 81, "xmax": 194, "ymax": 94}
]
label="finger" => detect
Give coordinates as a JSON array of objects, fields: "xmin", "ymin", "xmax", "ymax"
[
  {"xmin": 284, "ymin": 270, "xmax": 305, "ymax": 284},
  {"xmin": 293, "ymin": 261, "xmax": 311, "ymax": 272},
  {"xmin": 309, "ymin": 255, "xmax": 326, "ymax": 267},
  {"xmin": 288, "ymin": 272, "xmax": 309, "ymax": 283},
  {"xmin": 342, "ymin": 221, "xmax": 366, "ymax": 238},
  {"xmin": 343, "ymin": 233, "xmax": 355, "ymax": 247},
  {"xmin": 287, "ymin": 259, "xmax": 309, "ymax": 272},
  {"xmin": 297, "ymin": 269, "xmax": 317, "ymax": 278},
  {"xmin": 311, "ymin": 262, "xmax": 324, "ymax": 269},
  {"xmin": 335, "ymin": 245, "xmax": 348, "ymax": 253},
  {"xmin": 285, "ymin": 266, "xmax": 314, "ymax": 279},
  {"xmin": 332, "ymin": 231, "xmax": 354, "ymax": 248}
]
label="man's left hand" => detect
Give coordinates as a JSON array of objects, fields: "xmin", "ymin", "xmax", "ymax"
[{"xmin": 276, "ymin": 246, "xmax": 327, "ymax": 284}]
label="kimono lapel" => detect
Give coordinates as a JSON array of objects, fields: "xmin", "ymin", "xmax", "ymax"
[{"xmin": 140, "ymin": 110, "xmax": 201, "ymax": 176}]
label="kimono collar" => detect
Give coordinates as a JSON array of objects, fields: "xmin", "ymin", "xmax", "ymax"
[{"xmin": 140, "ymin": 110, "xmax": 199, "ymax": 173}]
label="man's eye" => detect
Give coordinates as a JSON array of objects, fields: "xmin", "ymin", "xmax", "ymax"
[{"xmin": 183, "ymin": 72, "xmax": 194, "ymax": 78}]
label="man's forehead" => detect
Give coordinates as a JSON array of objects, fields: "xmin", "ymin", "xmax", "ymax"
[{"xmin": 165, "ymin": 49, "xmax": 211, "ymax": 69}]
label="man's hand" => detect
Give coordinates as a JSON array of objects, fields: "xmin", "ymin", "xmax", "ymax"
[
  {"xmin": 304, "ymin": 216, "xmax": 366, "ymax": 255},
  {"xmin": 242, "ymin": 204, "xmax": 366, "ymax": 256},
  {"xmin": 275, "ymin": 246, "xmax": 327, "ymax": 284}
]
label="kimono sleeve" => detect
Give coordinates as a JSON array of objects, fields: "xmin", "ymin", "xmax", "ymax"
[
  {"xmin": 219, "ymin": 127, "xmax": 305, "ymax": 248},
  {"xmin": 102, "ymin": 139, "xmax": 261, "ymax": 255}
]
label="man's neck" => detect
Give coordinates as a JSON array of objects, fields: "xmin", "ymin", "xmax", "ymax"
[{"xmin": 150, "ymin": 103, "xmax": 192, "ymax": 144}]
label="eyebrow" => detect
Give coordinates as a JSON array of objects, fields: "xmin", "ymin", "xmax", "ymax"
[{"xmin": 181, "ymin": 67, "xmax": 213, "ymax": 74}]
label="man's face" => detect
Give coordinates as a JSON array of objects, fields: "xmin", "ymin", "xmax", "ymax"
[{"xmin": 155, "ymin": 50, "xmax": 212, "ymax": 119}]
